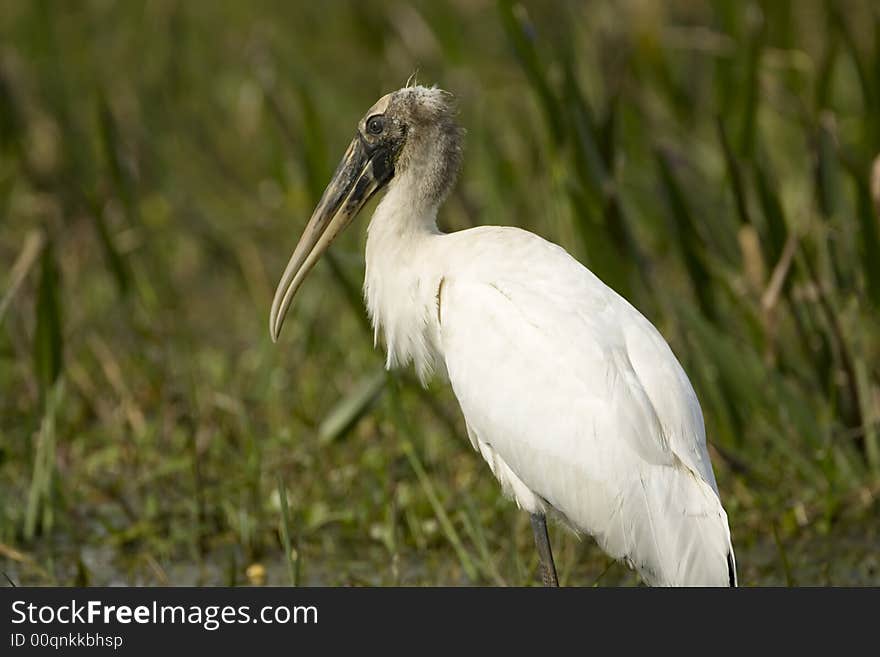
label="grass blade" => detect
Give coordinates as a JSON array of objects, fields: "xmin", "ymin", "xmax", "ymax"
[
  {"xmin": 831, "ymin": 7, "xmax": 876, "ymax": 115},
  {"xmin": 753, "ymin": 152, "xmax": 789, "ymax": 264},
  {"xmin": 92, "ymin": 94, "xmax": 135, "ymax": 296},
  {"xmin": 24, "ymin": 381, "xmax": 63, "ymax": 540},
  {"xmin": 33, "ymin": 236, "xmax": 63, "ymax": 400},
  {"xmin": 717, "ymin": 117, "xmax": 752, "ymax": 227},
  {"xmin": 497, "ymin": 0, "xmax": 564, "ymax": 144},
  {"xmin": 90, "ymin": 198, "xmax": 132, "ymax": 297},
  {"xmin": 838, "ymin": 151, "xmax": 880, "ymax": 309},
  {"xmin": 815, "ymin": 29, "xmax": 839, "ymax": 111},
  {"xmin": 739, "ymin": 9, "xmax": 765, "ymax": 159},
  {"xmin": 0, "ymin": 68, "xmax": 23, "ymax": 155},
  {"xmin": 854, "ymin": 169, "xmax": 880, "ymax": 309},
  {"xmin": 655, "ymin": 149, "xmax": 716, "ymax": 321},
  {"xmin": 318, "ymin": 369, "xmax": 387, "ymax": 445},
  {"xmin": 562, "ymin": 63, "xmax": 607, "ymax": 198},
  {"xmin": 97, "ymin": 93, "xmax": 136, "ymax": 215},
  {"xmin": 277, "ymin": 477, "xmax": 299, "ymax": 586},
  {"xmin": 0, "ymin": 230, "xmax": 44, "ymax": 325},
  {"xmin": 814, "ymin": 114, "xmax": 840, "ymax": 220}
]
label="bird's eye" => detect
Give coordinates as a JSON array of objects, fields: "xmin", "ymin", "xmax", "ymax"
[{"xmin": 366, "ymin": 115, "xmax": 385, "ymax": 135}]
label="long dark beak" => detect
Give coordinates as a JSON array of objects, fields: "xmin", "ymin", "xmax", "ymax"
[{"xmin": 269, "ymin": 135, "xmax": 394, "ymax": 341}]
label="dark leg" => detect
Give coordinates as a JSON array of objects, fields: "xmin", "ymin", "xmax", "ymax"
[{"xmin": 530, "ymin": 513, "xmax": 559, "ymax": 587}]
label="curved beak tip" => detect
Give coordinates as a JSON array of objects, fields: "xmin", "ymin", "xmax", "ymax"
[{"xmin": 269, "ymin": 305, "xmax": 284, "ymax": 342}]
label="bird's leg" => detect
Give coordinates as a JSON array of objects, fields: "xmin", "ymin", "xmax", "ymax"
[{"xmin": 530, "ymin": 513, "xmax": 559, "ymax": 587}]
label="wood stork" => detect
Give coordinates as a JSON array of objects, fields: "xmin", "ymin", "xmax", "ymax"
[{"xmin": 269, "ymin": 85, "xmax": 737, "ymax": 587}]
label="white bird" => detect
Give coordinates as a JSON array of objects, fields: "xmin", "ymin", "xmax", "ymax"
[{"xmin": 270, "ymin": 85, "xmax": 737, "ymax": 586}]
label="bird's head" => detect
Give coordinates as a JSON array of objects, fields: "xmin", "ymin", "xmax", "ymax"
[{"xmin": 269, "ymin": 85, "xmax": 463, "ymax": 341}]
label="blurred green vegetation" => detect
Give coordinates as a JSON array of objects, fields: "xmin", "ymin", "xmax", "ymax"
[{"xmin": 1, "ymin": 0, "xmax": 879, "ymax": 586}]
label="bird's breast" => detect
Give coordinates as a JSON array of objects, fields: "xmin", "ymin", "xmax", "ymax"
[{"xmin": 363, "ymin": 233, "xmax": 447, "ymax": 383}]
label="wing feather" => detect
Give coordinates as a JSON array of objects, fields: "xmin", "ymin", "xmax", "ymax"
[{"xmin": 438, "ymin": 227, "xmax": 735, "ymax": 585}]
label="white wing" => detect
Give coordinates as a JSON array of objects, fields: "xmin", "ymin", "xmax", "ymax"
[{"xmin": 438, "ymin": 227, "xmax": 735, "ymax": 586}]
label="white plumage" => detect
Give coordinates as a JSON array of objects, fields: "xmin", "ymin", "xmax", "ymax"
[
  {"xmin": 365, "ymin": 179, "xmax": 736, "ymax": 587},
  {"xmin": 271, "ymin": 85, "xmax": 736, "ymax": 586}
]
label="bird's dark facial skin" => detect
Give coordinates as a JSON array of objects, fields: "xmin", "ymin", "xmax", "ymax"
[
  {"xmin": 312, "ymin": 115, "xmax": 406, "ymax": 234},
  {"xmin": 358, "ymin": 110, "xmax": 408, "ymax": 186},
  {"xmin": 356, "ymin": 125, "xmax": 396, "ymax": 192}
]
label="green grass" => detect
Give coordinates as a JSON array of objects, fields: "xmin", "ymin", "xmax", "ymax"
[{"xmin": 1, "ymin": 0, "xmax": 879, "ymax": 586}]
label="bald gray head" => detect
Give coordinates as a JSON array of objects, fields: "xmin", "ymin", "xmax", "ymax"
[{"xmin": 358, "ymin": 85, "xmax": 464, "ymax": 206}]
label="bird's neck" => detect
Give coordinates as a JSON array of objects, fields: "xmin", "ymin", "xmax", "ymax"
[
  {"xmin": 368, "ymin": 171, "xmax": 443, "ymax": 240},
  {"xmin": 363, "ymin": 173, "xmax": 446, "ymax": 382}
]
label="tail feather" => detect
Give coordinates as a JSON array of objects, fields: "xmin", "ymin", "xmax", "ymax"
[
  {"xmin": 727, "ymin": 546, "xmax": 738, "ymax": 587},
  {"xmin": 597, "ymin": 465, "xmax": 735, "ymax": 586}
]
